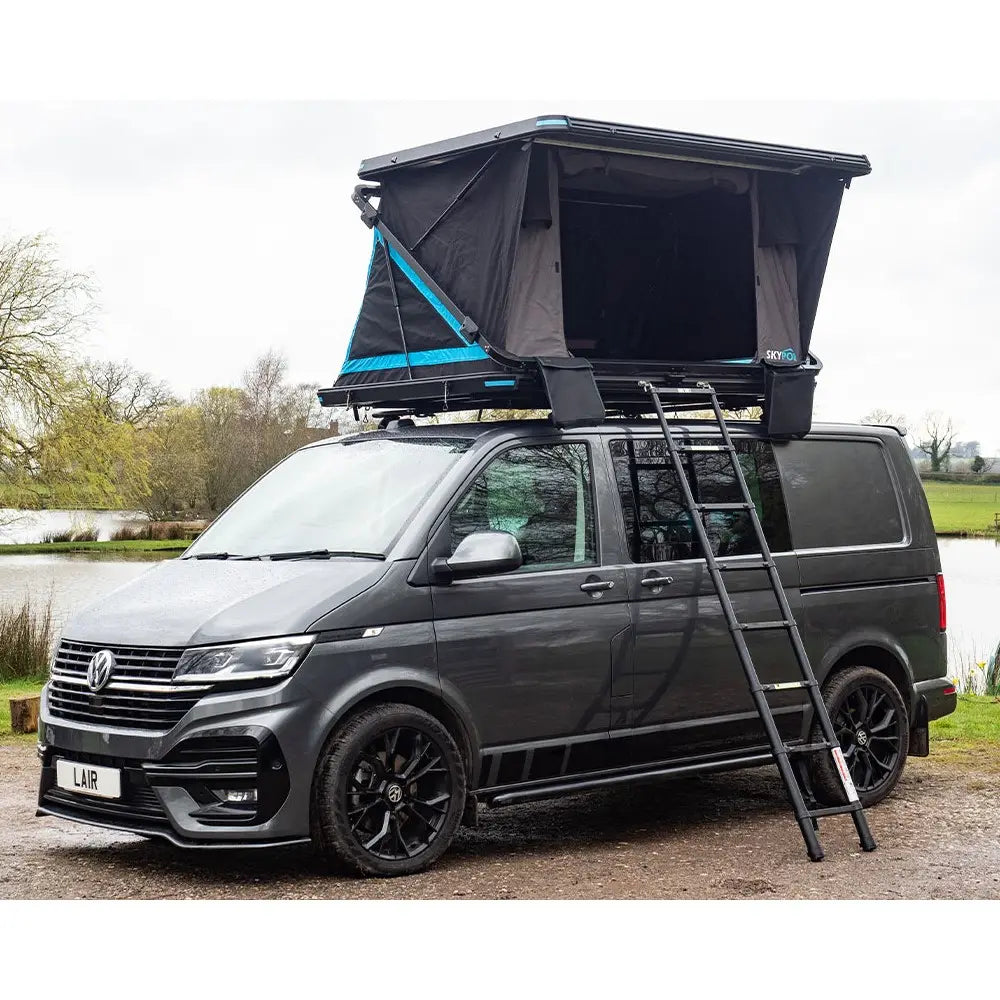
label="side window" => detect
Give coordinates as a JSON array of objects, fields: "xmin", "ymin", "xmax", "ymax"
[
  {"xmin": 450, "ymin": 444, "xmax": 596, "ymax": 571},
  {"xmin": 610, "ymin": 438, "xmax": 791, "ymax": 563},
  {"xmin": 777, "ymin": 439, "xmax": 904, "ymax": 548}
]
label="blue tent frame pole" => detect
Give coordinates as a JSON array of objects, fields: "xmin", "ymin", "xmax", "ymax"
[{"xmin": 352, "ymin": 185, "xmax": 480, "ymax": 342}]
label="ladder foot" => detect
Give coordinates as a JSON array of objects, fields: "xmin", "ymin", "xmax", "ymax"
[{"xmin": 854, "ymin": 811, "xmax": 878, "ymax": 852}]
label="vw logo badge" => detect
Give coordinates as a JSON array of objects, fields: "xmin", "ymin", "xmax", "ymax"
[
  {"xmin": 87, "ymin": 650, "xmax": 116, "ymax": 692},
  {"xmin": 386, "ymin": 783, "xmax": 403, "ymax": 804}
]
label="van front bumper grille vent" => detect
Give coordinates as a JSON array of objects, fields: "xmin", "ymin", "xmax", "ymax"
[{"xmin": 47, "ymin": 640, "xmax": 209, "ymax": 732}]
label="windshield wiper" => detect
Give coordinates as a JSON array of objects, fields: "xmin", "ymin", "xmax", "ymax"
[
  {"xmin": 189, "ymin": 552, "xmax": 238, "ymax": 560},
  {"xmin": 239, "ymin": 549, "xmax": 387, "ymax": 562}
]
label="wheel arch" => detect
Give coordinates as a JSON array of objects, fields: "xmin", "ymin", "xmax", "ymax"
[
  {"xmin": 821, "ymin": 641, "xmax": 915, "ymax": 715},
  {"xmin": 313, "ymin": 670, "xmax": 481, "ymax": 786}
]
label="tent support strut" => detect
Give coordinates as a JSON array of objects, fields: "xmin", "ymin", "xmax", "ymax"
[
  {"xmin": 380, "ymin": 239, "xmax": 415, "ymax": 381},
  {"xmin": 410, "ymin": 150, "xmax": 501, "ymax": 252}
]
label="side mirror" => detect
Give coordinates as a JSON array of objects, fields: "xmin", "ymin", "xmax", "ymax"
[{"xmin": 433, "ymin": 531, "xmax": 522, "ymax": 581}]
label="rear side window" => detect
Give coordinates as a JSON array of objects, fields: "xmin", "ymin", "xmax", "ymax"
[
  {"xmin": 610, "ymin": 438, "xmax": 791, "ymax": 563},
  {"xmin": 776, "ymin": 439, "xmax": 904, "ymax": 549}
]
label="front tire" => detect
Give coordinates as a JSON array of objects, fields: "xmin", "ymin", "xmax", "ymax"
[
  {"xmin": 809, "ymin": 665, "xmax": 909, "ymax": 808},
  {"xmin": 313, "ymin": 703, "xmax": 466, "ymax": 877}
]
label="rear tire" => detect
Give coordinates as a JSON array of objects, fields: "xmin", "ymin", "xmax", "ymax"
[
  {"xmin": 809, "ymin": 665, "xmax": 909, "ymax": 808},
  {"xmin": 312, "ymin": 703, "xmax": 466, "ymax": 877}
]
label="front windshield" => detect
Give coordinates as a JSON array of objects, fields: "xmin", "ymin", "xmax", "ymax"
[{"xmin": 184, "ymin": 436, "xmax": 471, "ymax": 559}]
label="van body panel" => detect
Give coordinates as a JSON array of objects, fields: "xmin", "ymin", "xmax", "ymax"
[{"xmin": 62, "ymin": 558, "xmax": 390, "ymax": 647}]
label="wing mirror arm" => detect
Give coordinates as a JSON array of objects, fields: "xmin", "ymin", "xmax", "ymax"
[{"xmin": 431, "ymin": 556, "xmax": 455, "ymax": 584}]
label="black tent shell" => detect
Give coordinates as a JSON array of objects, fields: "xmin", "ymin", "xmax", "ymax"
[
  {"xmin": 357, "ymin": 115, "xmax": 871, "ymax": 180},
  {"xmin": 320, "ymin": 115, "xmax": 870, "ymax": 435}
]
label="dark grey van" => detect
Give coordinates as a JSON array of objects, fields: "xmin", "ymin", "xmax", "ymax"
[{"xmin": 36, "ymin": 418, "xmax": 956, "ymax": 875}]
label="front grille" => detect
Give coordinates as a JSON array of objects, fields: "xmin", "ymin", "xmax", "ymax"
[{"xmin": 48, "ymin": 640, "xmax": 209, "ymax": 732}]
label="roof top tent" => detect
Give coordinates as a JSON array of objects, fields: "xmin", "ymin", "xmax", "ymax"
[{"xmin": 318, "ymin": 115, "xmax": 870, "ymax": 436}]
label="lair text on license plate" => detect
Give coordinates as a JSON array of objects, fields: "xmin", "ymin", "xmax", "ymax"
[{"xmin": 55, "ymin": 759, "xmax": 122, "ymax": 800}]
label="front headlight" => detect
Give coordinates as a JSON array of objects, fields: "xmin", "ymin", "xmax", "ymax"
[{"xmin": 172, "ymin": 635, "xmax": 315, "ymax": 684}]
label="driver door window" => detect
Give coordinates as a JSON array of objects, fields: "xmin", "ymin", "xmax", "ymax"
[{"xmin": 450, "ymin": 444, "xmax": 596, "ymax": 571}]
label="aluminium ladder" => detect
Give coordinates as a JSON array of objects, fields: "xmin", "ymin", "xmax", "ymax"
[{"xmin": 640, "ymin": 380, "xmax": 877, "ymax": 861}]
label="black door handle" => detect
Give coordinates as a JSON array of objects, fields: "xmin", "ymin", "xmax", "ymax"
[
  {"xmin": 580, "ymin": 579, "xmax": 615, "ymax": 593},
  {"xmin": 641, "ymin": 574, "xmax": 674, "ymax": 589}
]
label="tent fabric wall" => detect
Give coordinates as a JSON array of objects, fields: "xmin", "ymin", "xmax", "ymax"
[
  {"xmin": 340, "ymin": 231, "xmax": 499, "ymax": 385},
  {"xmin": 379, "ymin": 143, "xmax": 532, "ymax": 354},
  {"xmin": 754, "ymin": 171, "xmax": 845, "ymax": 363},
  {"xmin": 506, "ymin": 147, "xmax": 567, "ymax": 357}
]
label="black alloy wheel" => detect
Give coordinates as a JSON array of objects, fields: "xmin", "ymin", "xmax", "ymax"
[
  {"xmin": 809, "ymin": 665, "xmax": 910, "ymax": 808},
  {"xmin": 833, "ymin": 683, "xmax": 902, "ymax": 795},
  {"xmin": 313, "ymin": 703, "xmax": 466, "ymax": 876},
  {"xmin": 347, "ymin": 725, "xmax": 453, "ymax": 861}
]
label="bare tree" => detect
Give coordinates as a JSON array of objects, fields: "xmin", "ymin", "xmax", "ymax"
[
  {"xmin": 0, "ymin": 232, "xmax": 94, "ymax": 460},
  {"xmin": 861, "ymin": 407, "xmax": 907, "ymax": 432},
  {"xmin": 81, "ymin": 358, "xmax": 176, "ymax": 428},
  {"xmin": 917, "ymin": 411, "xmax": 957, "ymax": 472}
]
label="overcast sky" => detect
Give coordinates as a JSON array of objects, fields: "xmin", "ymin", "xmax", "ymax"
[{"xmin": 1, "ymin": 101, "xmax": 997, "ymax": 452}]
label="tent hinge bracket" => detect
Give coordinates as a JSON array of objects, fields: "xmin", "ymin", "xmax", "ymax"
[{"xmin": 352, "ymin": 184, "xmax": 381, "ymax": 229}]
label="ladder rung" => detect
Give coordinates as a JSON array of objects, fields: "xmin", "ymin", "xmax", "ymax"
[
  {"xmin": 718, "ymin": 560, "xmax": 772, "ymax": 571},
  {"xmin": 674, "ymin": 444, "xmax": 731, "ymax": 453},
  {"xmin": 806, "ymin": 803, "xmax": 864, "ymax": 819},
  {"xmin": 694, "ymin": 502, "xmax": 753, "ymax": 512},
  {"xmin": 739, "ymin": 620, "xmax": 796, "ymax": 631},
  {"xmin": 785, "ymin": 741, "xmax": 837, "ymax": 755},
  {"xmin": 761, "ymin": 680, "xmax": 815, "ymax": 691}
]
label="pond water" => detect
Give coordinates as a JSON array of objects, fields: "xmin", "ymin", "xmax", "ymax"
[
  {"xmin": 0, "ymin": 539, "xmax": 996, "ymax": 680},
  {"xmin": 937, "ymin": 537, "xmax": 999, "ymax": 688},
  {"xmin": 0, "ymin": 509, "xmax": 148, "ymax": 544}
]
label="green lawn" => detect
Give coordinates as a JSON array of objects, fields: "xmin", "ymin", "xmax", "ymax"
[
  {"xmin": 0, "ymin": 679, "xmax": 46, "ymax": 746},
  {"xmin": 930, "ymin": 694, "xmax": 999, "ymax": 742},
  {"xmin": 922, "ymin": 480, "xmax": 1000, "ymax": 535},
  {"xmin": 0, "ymin": 539, "xmax": 189, "ymax": 555}
]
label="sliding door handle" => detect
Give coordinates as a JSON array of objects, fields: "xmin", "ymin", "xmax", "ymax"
[{"xmin": 640, "ymin": 573, "xmax": 674, "ymax": 590}]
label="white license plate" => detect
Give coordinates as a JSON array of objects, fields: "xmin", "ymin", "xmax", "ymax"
[{"xmin": 55, "ymin": 759, "xmax": 122, "ymax": 800}]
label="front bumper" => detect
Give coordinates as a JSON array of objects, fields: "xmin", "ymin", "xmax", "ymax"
[{"xmin": 36, "ymin": 673, "xmax": 332, "ymax": 848}]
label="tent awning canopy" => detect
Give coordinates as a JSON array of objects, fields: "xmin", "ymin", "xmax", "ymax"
[{"xmin": 321, "ymin": 116, "xmax": 869, "ymax": 435}]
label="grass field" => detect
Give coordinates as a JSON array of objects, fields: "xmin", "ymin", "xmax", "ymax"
[
  {"xmin": 0, "ymin": 539, "xmax": 189, "ymax": 555},
  {"xmin": 0, "ymin": 679, "xmax": 47, "ymax": 746},
  {"xmin": 928, "ymin": 694, "xmax": 1000, "ymax": 771},
  {"xmin": 921, "ymin": 480, "xmax": 1000, "ymax": 535}
]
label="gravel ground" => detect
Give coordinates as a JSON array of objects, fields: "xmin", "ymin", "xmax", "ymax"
[{"xmin": 2, "ymin": 742, "xmax": 998, "ymax": 899}]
